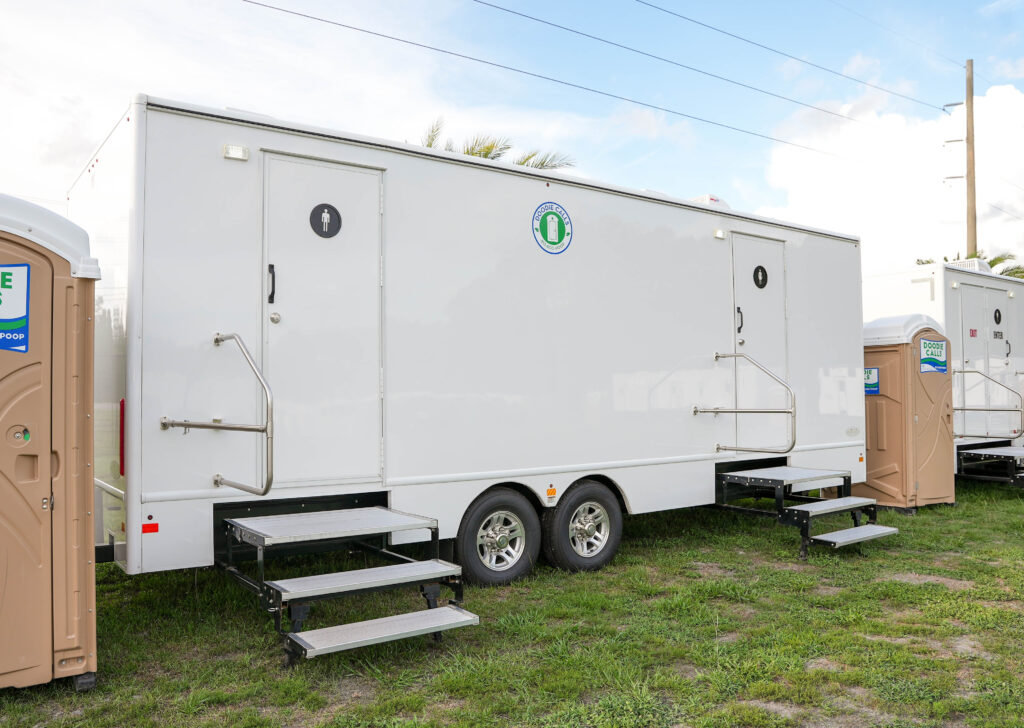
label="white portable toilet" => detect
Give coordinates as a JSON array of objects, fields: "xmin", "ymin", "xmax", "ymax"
[{"xmin": 0, "ymin": 194, "xmax": 100, "ymax": 690}]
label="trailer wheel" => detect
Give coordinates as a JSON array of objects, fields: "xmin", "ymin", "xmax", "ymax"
[
  {"xmin": 457, "ymin": 487, "xmax": 540, "ymax": 585},
  {"xmin": 542, "ymin": 480, "xmax": 622, "ymax": 572}
]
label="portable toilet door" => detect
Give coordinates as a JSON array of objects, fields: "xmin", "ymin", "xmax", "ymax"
[
  {"xmin": 0, "ymin": 194, "xmax": 100, "ymax": 690},
  {"xmin": 857, "ymin": 315, "xmax": 955, "ymax": 509}
]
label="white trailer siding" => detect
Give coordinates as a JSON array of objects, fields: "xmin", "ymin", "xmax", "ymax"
[
  {"xmin": 70, "ymin": 96, "xmax": 866, "ymax": 573},
  {"xmin": 864, "ymin": 264, "xmax": 1024, "ymax": 444}
]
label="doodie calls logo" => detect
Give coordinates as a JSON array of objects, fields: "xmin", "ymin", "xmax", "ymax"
[{"xmin": 533, "ymin": 202, "xmax": 572, "ymax": 254}]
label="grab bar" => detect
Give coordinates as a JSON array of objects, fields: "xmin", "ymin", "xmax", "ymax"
[
  {"xmin": 953, "ymin": 369, "xmax": 1024, "ymax": 439},
  {"xmin": 693, "ymin": 352, "xmax": 796, "ymax": 454},
  {"xmin": 160, "ymin": 333, "xmax": 274, "ymax": 496}
]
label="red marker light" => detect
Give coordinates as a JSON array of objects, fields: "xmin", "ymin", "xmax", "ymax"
[{"xmin": 142, "ymin": 523, "xmax": 159, "ymax": 534}]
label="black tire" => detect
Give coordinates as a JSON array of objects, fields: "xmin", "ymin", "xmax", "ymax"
[
  {"xmin": 456, "ymin": 487, "xmax": 541, "ymax": 585},
  {"xmin": 541, "ymin": 480, "xmax": 622, "ymax": 572}
]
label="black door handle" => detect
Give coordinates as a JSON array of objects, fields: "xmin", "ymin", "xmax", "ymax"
[
  {"xmin": 268, "ymin": 264, "xmax": 276, "ymax": 304},
  {"xmin": 1008, "ymin": 340, "xmax": 1012, "ymax": 357},
  {"xmin": 737, "ymin": 306, "xmax": 744, "ymax": 333}
]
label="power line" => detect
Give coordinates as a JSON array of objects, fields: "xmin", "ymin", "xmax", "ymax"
[
  {"xmin": 240, "ymin": 0, "xmax": 837, "ymax": 156},
  {"xmin": 635, "ymin": 0, "xmax": 949, "ymax": 114},
  {"xmin": 823, "ymin": 0, "xmax": 963, "ymax": 68},
  {"xmin": 470, "ymin": 0, "xmax": 858, "ymax": 123},
  {"xmin": 823, "ymin": 0, "xmax": 996, "ymax": 87},
  {"xmin": 987, "ymin": 203, "xmax": 1024, "ymax": 222}
]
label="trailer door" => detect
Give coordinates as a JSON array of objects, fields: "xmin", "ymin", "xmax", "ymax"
[
  {"xmin": 0, "ymin": 236, "xmax": 53, "ymax": 687},
  {"xmin": 959, "ymin": 283, "xmax": 1014, "ymax": 437},
  {"xmin": 731, "ymin": 234, "xmax": 789, "ymax": 450},
  {"xmin": 264, "ymin": 155, "xmax": 383, "ymax": 485}
]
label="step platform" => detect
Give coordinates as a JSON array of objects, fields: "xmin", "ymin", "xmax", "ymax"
[
  {"xmin": 266, "ymin": 559, "xmax": 461, "ymax": 602},
  {"xmin": 226, "ymin": 507, "xmax": 436, "ymax": 548},
  {"xmin": 719, "ymin": 465, "xmax": 850, "ymax": 493},
  {"xmin": 287, "ymin": 605, "xmax": 479, "ymax": 658},
  {"xmin": 220, "ymin": 506, "xmax": 477, "ymax": 662},
  {"xmin": 716, "ymin": 464, "xmax": 896, "ymax": 558},
  {"xmin": 957, "ymin": 442, "xmax": 1024, "ymax": 485},
  {"xmin": 811, "ymin": 524, "xmax": 899, "ymax": 548}
]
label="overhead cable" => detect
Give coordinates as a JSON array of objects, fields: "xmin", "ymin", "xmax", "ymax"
[
  {"xmin": 471, "ymin": 0, "xmax": 858, "ymax": 122},
  {"xmin": 240, "ymin": 0, "xmax": 838, "ymax": 156}
]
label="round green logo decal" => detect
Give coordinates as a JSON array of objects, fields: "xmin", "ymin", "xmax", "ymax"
[{"xmin": 532, "ymin": 202, "xmax": 572, "ymax": 254}]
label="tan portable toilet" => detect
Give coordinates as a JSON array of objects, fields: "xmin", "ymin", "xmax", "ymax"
[
  {"xmin": 0, "ymin": 194, "xmax": 99, "ymax": 690},
  {"xmin": 856, "ymin": 315, "xmax": 955, "ymax": 510}
]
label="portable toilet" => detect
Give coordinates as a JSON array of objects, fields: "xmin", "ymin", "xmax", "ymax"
[
  {"xmin": 0, "ymin": 194, "xmax": 100, "ymax": 690},
  {"xmin": 857, "ymin": 315, "xmax": 955, "ymax": 510}
]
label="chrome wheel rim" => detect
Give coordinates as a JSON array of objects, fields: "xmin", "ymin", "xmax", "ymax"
[
  {"xmin": 568, "ymin": 501, "xmax": 609, "ymax": 558},
  {"xmin": 476, "ymin": 510, "xmax": 526, "ymax": 572}
]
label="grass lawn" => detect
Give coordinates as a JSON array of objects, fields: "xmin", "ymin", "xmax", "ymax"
[{"xmin": 3, "ymin": 480, "xmax": 1024, "ymax": 728}]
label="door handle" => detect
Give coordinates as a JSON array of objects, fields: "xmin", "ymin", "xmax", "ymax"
[
  {"xmin": 1008, "ymin": 341, "xmax": 1012, "ymax": 358},
  {"xmin": 736, "ymin": 306, "xmax": 744, "ymax": 333},
  {"xmin": 268, "ymin": 264, "xmax": 276, "ymax": 304}
]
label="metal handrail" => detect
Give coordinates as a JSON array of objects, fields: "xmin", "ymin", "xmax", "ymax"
[
  {"xmin": 160, "ymin": 333, "xmax": 275, "ymax": 496},
  {"xmin": 953, "ymin": 368, "xmax": 1024, "ymax": 439},
  {"xmin": 693, "ymin": 352, "xmax": 796, "ymax": 454}
]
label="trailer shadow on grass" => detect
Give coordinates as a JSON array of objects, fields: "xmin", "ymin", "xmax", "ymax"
[{"xmin": 3, "ymin": 480, "xmax": 1024, "ymax": 727}]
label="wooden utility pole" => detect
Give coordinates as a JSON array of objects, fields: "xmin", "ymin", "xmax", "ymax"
[{"xmin": 966, "ymin": 59, "xmax": 977, "ymax": 257}]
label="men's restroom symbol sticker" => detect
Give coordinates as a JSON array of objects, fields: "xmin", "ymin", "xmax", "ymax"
[{"xmin": 310, "ymin": 204, "xmax": 342, "ymax": 238}]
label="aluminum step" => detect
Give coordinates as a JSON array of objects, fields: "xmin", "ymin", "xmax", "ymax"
[
  {"xmin": 786, "ymin": 496, "xmax": 876, "ymax": 516},
  {"xmin": 225, "ymin": 507, "xmax": 436, "ymax": 547},
  {"xmin": 960, "ymin": 446, "xmax": 1024, "ymax": 460},
  {"xmin": 266, "ymin": 559, "xmax": 461, "ymax": 601},
  {"xmin": 720, "ymin": 466, "xmax": 850, "ymax": 493},
  {"xmin": 287, "ymin": 605, "xmax": 479, "ymax": 658},
  {"xmin": 811, "ymin": 524, "xmax": 898, "ymax": 548}
]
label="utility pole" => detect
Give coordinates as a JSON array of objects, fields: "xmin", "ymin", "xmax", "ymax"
[{"xmin": 966, "ymin": 59, "xmax": 977, "ymax": 258}]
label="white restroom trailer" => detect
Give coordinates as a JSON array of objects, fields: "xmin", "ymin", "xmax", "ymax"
[
  {"xmin": 864, "ymin": 262, "xmax": 1024, "ymax": 483},
  {"xmin": 69, "ymin": 96, "xmax": 890, "ymax": 658}
]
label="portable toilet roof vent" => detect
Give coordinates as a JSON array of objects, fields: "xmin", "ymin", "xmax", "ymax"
[
  {"xmin": 863, "ymin": 314, "xmax": 945, "ymax": 346},
  {"xmin": 946, "ymin": 258, "xmax": 992, "ymax": 274},
  {"xmin": 689, "ymin": 193, "xmax": 731, "ymax": 209}
]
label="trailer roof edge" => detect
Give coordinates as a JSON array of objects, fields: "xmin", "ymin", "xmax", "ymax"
[{"xmin": 141, "ymin": 96, "xmax": 860, "ymax": 245}]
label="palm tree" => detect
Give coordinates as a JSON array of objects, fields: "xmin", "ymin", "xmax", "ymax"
[
  {"xmin": 421, "ymin": 118, "xmax": 573, "ymax": 170},
  {"xmin": 916, "ymin": 250, "xmax": 1024, "ymax": 279}
]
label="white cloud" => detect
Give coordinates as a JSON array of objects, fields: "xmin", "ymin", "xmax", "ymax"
[
  {"xmin": 994, "ymin": 57, "xmax": 1024, "ymax": 78},
  {"xmin": 757, "ymin": 85, "xmax": 1024, "ymax": 276},
  {"xmin": 980, "ymin": 0, "xmax": 1024, "ymax": 16}
]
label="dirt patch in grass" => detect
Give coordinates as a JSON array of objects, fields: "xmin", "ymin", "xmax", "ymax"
[
  {"xmin": 949, "ymin": 636, "xmax": 995, "ymax": 660},
  {"xmin": 714, "ymin": 631, "xmax": 740, "ymax": 643},
  {"xmin": 813, "ymin": 585, "xmax": 843, "ymax": 596},
  {"xmin": 738, "ymin": 699, "xmax": 801, "ymax": 718},
  {"xmin": 670, "ymin": 660, "xmax": 702, "ymax": 679},
  {"xmin": 691, "ymin": 562, "xmax": 732, "ymax": 578},
  {"xmin": 805, "ymin": 657, "xmax": 842, "ymax": 671},
  {"xmin": 323, "ymin": 674, "xmax": 378, "ymax": 706},
  {"xmin": 885, "ymin": 573, "xmax": 975, "ymax": 590}
]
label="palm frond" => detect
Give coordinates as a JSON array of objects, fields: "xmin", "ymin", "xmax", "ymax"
[
  {"xmin": 462, "ymin": 135, "xmax": 512, "ymax": 160},
  {"xmin": 997, "ymin": 264, "xmax": 1024, "ymax": 279},
  {"xmin": 915, "ymin": 258, "xmax": 935, "ymax": 265},
  {"xmin": 514, "ymin": 150, "xmax": 575, "ymax": 170},
  {"xmin": 422, "ymin": 118, "xmax": 444, "ymax": 148},
  {"xmin": 989, "ymin": 252, "xmax": 1017, "ymax": 269}
]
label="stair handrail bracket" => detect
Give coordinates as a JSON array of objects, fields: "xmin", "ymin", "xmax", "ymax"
[
  {"xmin": 160, "ymin": 332, "xmax": 275, "ymax": 496},
  {"xmin": 693, "ymin": 352, "xmax": 797, "ymax": 454},
  {"xmin": 953, "ymin": 368, "xmax": 1024, "ymax": 439}
]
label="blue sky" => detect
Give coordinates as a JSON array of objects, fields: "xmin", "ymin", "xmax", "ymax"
[{"xmin": 1, "ymin": 0, "xmax": 1021, "ymax": 271}]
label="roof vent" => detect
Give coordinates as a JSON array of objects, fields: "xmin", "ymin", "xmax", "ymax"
[
  {"xmin": 690, "ymin": 193, "xmax": 731, "ymax": 209},
  {"xmin": 947, "ymin": 258, "xmax": 992, "ymax": 273}
]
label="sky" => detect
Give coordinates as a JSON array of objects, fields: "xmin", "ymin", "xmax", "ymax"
[{"xmin": 1, "ymin": 0, "xmax": 1022, "ymax": 274}]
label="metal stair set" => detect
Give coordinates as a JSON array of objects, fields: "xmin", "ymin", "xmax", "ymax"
[
  {"xmin": 220, "ymin": 506, "xmax": 478, "ymax": 663},
  {"xmin": 957, "ymin": 440, "xmax": 1024, "ymax": 485},
  {"xmin": 716, "ymin": 466, "xmax": 898, "ymax": 559}
]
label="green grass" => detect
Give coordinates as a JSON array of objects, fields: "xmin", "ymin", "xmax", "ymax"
[{"xmin": 5, "ymin": 481, "xmax": 1024, "ymax": 727}]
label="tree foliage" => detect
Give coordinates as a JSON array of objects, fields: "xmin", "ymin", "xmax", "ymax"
[{"xmin": 421, "ymin": 118, "xmax": 574, "ymax": 170}]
